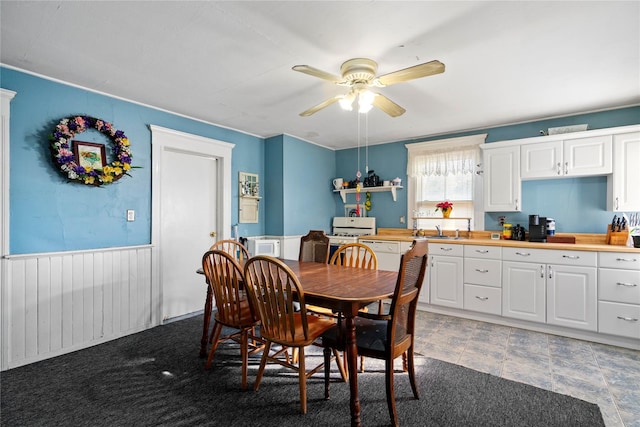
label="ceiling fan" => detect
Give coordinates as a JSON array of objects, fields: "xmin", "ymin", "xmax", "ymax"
[{"xmin": 292, "ymin": 58, "xmax": 445, "ymax": 117}]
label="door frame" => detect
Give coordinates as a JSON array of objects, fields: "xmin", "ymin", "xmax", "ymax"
[{"xmin": 149, "ymin": 125, "xmax": 234, "ymax": 326}]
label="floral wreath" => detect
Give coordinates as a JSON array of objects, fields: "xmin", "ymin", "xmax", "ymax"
[{"xmin": 49, "ymin": 116, "xmax": 133, "ymax": 186}]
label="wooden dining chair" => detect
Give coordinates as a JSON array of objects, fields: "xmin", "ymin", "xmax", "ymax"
[
  {"xmin": 210, "ymin": 239, "xmax": 250, "ymax": 263},
  {"xmin": 243, "ymin": 256, "xmax": 336, "ymax": 414},
  {"xmin": 322, "ymin": 239, "xmax": 428, "ymax": 427},
  {"xmin": 298, "ymin": 230, "xmax": 330, "ymax": 263},
  {"xmin": 309, "ymin": 242, "xmax": 379, "ymax": 374},
  {"xmin": 202, "ymin": 249, "xmax": 263, "ymax": 390}
]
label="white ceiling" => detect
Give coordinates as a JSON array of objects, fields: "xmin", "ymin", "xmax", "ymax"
[{"xmin": 1, "ymin": 1, "xmax": 639, "ymax": 150}]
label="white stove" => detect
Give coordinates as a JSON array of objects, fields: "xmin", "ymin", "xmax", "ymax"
[{"xmin": 327, "ymin": 217, "xmax": 376, "ymax": 246}]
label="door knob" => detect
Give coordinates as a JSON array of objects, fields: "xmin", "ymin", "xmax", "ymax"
[{"xmin": 210, "ymin": 232, "xmax": 217, "ymax": 237}]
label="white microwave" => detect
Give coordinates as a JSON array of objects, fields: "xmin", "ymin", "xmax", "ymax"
[{"xmin": 247, "ymin": 239, "xmax": 280, "ymax": 257}]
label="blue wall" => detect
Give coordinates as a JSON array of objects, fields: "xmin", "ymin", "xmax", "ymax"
[
  {"xmin": 334, "ymin": 106, "xmax": 640, "ymax": 232},
  {"xmin": 2, "ymin": 67, "xmax": 265, "ymax": 254},
  {"xmin": 3, "ymin": 67, "xmax": 337, "ymax": 254},
  {"xmin": 4, "ymin": 66, "xmax": 638, "ymax": 255},
  {"xmin": 265, "ymin": 134, "xmax": 335, "ymax": 236}
]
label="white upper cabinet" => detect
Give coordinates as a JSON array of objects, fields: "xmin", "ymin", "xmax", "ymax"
[
  {"xmin": 482, "ymin": 145, "xmax": 521, "ymax": 212},
  {"xmin": 521, "ymin": 135, "xmax": 612, "ymax": 179},
  {"xmin": 608, "ymin": 131, "xmax": 640, "ymax": 211}
]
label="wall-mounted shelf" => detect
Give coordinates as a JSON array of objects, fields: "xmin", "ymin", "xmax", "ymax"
[
  {"xmin": 333, "ymin": 185, "xmax": 403, "ymax": 203},
  {"xmin": 412, "ymin": 216, "xmax": 472, "ymax": 232}
]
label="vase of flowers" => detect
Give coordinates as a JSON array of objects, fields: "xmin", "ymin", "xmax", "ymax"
[{"xmin": 435, "ymin": 201, "xmax": 453, "ymax": 218}]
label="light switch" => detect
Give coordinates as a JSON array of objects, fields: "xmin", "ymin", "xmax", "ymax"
[{"xmin": 127, "ymin": 210, "xmax": 135, "ymax": 222}]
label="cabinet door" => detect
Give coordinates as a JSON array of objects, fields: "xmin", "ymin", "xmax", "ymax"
[
  {"xmin": 547, "ymin": 264, "xmax": 597, "ymax": 331},
  {"xmin": 521, "ymin": 140, "xmax": 562, "ymax": 178},
  {"xmin": 564, "ymin": 135, "xmax": 612, "ymax": 177},
  {"xmin": 429, "ymin": 255, "xmax": 463, "ymax": 308},
  {"xmin": 610, "ymin": 131, "xmax": 640, "ymax": 211},
  {"xmin": 482, "ymin": 146, "xmax": 521, "ymax": 212},
  {"xmin": 502, "ymin": 261, "xmax": 546, "ymax": 323}
]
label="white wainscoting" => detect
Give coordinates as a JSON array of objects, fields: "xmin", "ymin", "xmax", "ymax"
[{"xmin": 1, "ymin": 245, "xmax": 153, "ymax": 370}]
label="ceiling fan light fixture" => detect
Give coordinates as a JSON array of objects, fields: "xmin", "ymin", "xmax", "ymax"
[
  {"xmin": 358, "ymin": 90, "xmax": 375, "ymax": 113},
  {"xmin": 339, "ymin": 91, "xmax": 356, "ymax": 111}
]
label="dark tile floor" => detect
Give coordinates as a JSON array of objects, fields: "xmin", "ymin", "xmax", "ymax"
[{"xmin": 413, "ymin": 311, "xmax": 640, "ymax": 427}]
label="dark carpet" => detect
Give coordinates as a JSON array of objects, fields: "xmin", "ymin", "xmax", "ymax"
[{"xmin": 1, "ymin": 315, "xmax": 605, "ymax": 427}]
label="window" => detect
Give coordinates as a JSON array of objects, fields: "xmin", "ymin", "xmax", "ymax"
[{"xmin": 406, "ymin": 134, "xmax": 487, "ymax": 230}]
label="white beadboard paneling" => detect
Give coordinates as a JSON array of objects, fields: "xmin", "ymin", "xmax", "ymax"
[{"xmin": 2, "ymin": 246, "xmax": 153, "ymax": 370}]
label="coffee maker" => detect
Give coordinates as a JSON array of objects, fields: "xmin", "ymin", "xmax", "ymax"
[{"xmin": 528, "ymin": 215, "xmax": 547, "ymax": 242}]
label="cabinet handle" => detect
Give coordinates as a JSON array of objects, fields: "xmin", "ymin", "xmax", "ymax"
[
  {"xmin": 515, "ymin": 251, "xmax": 531, "ymax": 257},
  {"xmin": 557, "ymin": 162, "xmax": 562, "ymax": 175},
  {"xmin": 475, "ymin": 269, "xmax": 489, "ymax": 273},
  {"xmin": 540, "ymin": 265, "xmax": 544, "ymax": 278},
  {"xmin": 564, "ymin": 162, "xmax": 568, "ymax": 175},
  {"xmin": 440, "ymin": 247, "xmax": 453, "ymax": 251},
  {"xmin": 475, "ymin": 296, "xmax": 489, "ymax": 301},
  {"xmin": 616, "ymin": 258, "xmax": 637, "ymax": 262},
  {"xmin": 548, "ymin": 265, "xmax": 553, "ymax": 279},
  {"xmin": 615, "ymin": 197, "xmax": 619, "ymax": 211},
  {"xmin": 515, "ymin": 198, "xmax": 519, "ymax": 210},
  {"xmin": 475, "ymin": 249, "xmax": 489, "ymax": 254},
  {"xmin": 617, "ymin": 316, "xmax": 638, "ymax": 322},
  {"xmin": 616, "ymin": 282, "xmax": 638, "ymax": 287},
  {"xmin": 562, "ymin": 255, "xmax": 580, "ymax": 259}
]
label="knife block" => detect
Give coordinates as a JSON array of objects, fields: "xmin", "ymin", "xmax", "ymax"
[{"xmin": 606, "ymin": 228, "xmax": 629, "ymax": 246}]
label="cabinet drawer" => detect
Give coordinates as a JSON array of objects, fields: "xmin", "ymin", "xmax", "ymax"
[
  {"xmin": 599, "ymin": 252, "xmax": 640, "ymax": 270},
  {"xmin": 598, "ymin": 301, "xmax": 640, "ymax": 339},
  {"xmin": 464, "ymin": 245, "xmax": 502, "ymax": 259},
  {"xmin": 464, "ymin": 284, "xmax": 501, "ymax": 315},
  {"xmin": 360, "ymin": 240, "xmax": 401, "ymax": 254},
  {"xmin": 502, "ymin": 247, "xmax": 596, "ymax": 266},
  {"xmin": 464, "ymin": 258, "xmax": 501, "ymax": 287},
  {"xmin": 428, "ymin": 243, "xmax": 463, "ymax": 257},
  {"xmin": 598, "ymin": 269, "xmax": 640, "ymax": 304}
]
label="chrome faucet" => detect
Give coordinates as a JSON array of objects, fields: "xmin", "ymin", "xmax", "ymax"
[{"xmin": 435, "ymin": 225, "xmax": 443, "ymax": 237}]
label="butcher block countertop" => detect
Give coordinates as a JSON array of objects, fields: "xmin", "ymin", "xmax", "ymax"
[{"xmin": 362, "ymin": 228, "xmax": 640, "ymax": 253}]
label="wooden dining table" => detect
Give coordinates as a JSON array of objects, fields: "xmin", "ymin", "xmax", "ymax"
[{"xmin": 198, "ymin": 259, "xmax": 398, "ymax": 427}]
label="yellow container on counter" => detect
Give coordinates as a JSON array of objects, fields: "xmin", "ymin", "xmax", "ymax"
[{"xmin": 503, "ymin": 223, "xmax": 512, "ymax": 240}]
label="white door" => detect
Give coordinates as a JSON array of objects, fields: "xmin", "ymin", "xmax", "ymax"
[
  {"xmin": 502, "ymin": 261, "xmax": 546, "ymax": 323},
  {"xmin": 482, "ymin": 146, "xmax": 521, "ymax": 212},
  {"xmin": 547, "ymin": 264, "xmax": 597, "ymax": 331},
  {"xmin": 611, "ymin": 131, "xmax": 640, "ymax": 211},
  {"xmin": 160, "ymin": 149, "xmax": 217, "ymax": 320},
  {"xmin": 150, "ymin": 125, "xmax": 234, "ymax": 324},
  {"xmin": 429, "ymin": 255, "xmax": 463, "ymax": 308}
]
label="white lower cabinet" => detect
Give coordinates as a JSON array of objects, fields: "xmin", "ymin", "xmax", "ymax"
[
  {"xmin": 546, "ymin": 264, "xmax": 597, "ymax": 331},
  {"xmin": 429, "ymin": 243, "xmax": 463, "ymax": 308},
  {"xmin": 423, "ymin": 242, "xmax": 639, "ymax": 347},
  {"xmin": 597, "ymin": 252, "xmax": 640, "ymax": 339},
  {"xmin": 501, "ymin": 247, "xmax": 597, "ymax": 330},
  {"xmin": 502, "ymin": 261, "xmax": 546, "ymax": 323}
]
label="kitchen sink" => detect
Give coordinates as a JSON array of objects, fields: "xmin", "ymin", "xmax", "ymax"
[{"xmin": 424, "ymin": 235, "xmax": 463, "ymax": 240}]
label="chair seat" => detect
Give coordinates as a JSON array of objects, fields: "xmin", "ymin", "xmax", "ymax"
[
  {"xmin": 268, "ymin": 313, "xmax": 336, "ymax": 348},
  {"xmin": 214, "ymin": 298, "xmax": 257, "ymax": 328},
  {"xmin": 324, "ymin": 316, "xmax": 412, "ymax": 353}
]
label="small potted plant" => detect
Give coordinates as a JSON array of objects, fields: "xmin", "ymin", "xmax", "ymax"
[{"xmin": 435, "ymin": 201, "xmax": 454, "ymax": 218}]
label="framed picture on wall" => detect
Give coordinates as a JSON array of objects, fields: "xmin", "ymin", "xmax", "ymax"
[{"xmin": 73, "ymin": 141, "xmax": 106, "ymax": 171}]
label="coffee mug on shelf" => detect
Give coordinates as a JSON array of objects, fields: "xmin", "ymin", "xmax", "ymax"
[
  {"xmin": 333, "ymin": 178, "xmax": 343, "ymax": 190},
  {"xmin": 383, "ymin": 180, "xmax": 390, "ymax": 186}
]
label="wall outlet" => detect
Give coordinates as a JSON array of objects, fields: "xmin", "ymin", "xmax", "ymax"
[
  {"xmin": 498, "ymin": 216, "xmax": 506, "ymax": 226},
  {"xmin": 127, "ymin": 210, "xmax": 135, "ymax": 222},
  {"xmin": 400, "ymin": 216, "xmax": 405, "ymax": 224}
]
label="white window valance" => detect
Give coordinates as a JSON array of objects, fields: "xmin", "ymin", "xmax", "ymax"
[{"xmin": 405, "ymin": 134, "xmax": 487, "ymax": 177}]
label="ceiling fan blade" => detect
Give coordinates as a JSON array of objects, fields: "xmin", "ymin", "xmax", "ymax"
[
  {"xmin": 299, "ymin": 96, "xmax": 341, "ymax": 117},
  {"xmin": 292, "ymin": 65, "xmax": 342, "ymax": 83},
  {"xmin": 375, "ymin": 60, "xmax": 445, "ymax": 86},
  {"xmin": 372, "ymin": 94, "xmax": 406, "ymax": 117}
]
